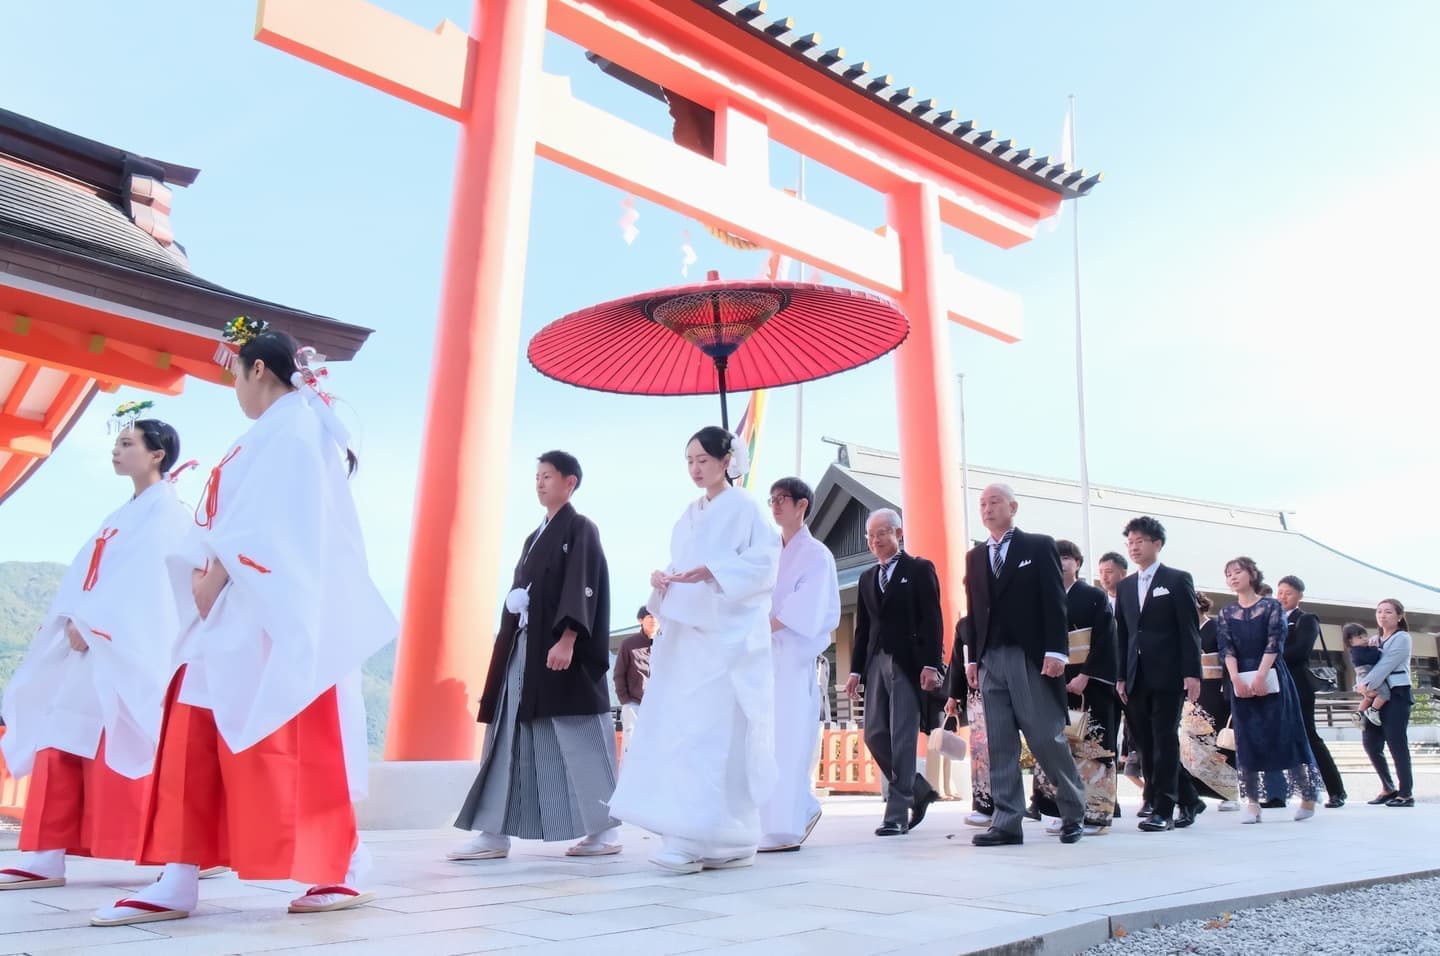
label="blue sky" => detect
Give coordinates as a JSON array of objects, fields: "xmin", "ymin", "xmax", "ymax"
[{"xmin": 3, "ymin": 0, "xmax": 1437, "ymax": 622}]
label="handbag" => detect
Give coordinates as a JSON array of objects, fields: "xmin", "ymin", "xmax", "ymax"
[
  {"xmin": 1238, "ymin": 669, "xmax": 1280, "ymax": 695},
  {"xmin": 928, "ymin": 714, "xmax": 968, "ymax": 760},
  {"xmin": 1309, "ymin": 625, "xmax": 1338, "ymax": 691},
  {"xmin": 1063, "ymin": 695, "xmax": 1088, "ymax": 741},
  {"xmin": 1216, "ymin": 715, "xmax": 1235, "ymax": 751}
]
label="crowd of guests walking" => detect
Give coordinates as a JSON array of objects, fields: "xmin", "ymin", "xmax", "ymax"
[{"xmin": 0, "ymin": 400, "xmax": 1424, "ymax": 929}]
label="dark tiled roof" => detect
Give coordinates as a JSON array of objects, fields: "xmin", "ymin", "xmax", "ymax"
[
  {"xmin": 0, "ymin": 161, "xmax": 372, "ymax": 359},
  {"xmin": 691, "ymin": 0, "xmax": 1102, "ymax": 198},
  {"xmin": 0, "ymin": 162, "xmax": 197, "ymax": 282}
]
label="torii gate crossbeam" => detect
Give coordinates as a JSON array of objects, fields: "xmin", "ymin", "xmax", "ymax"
[{"xmin": 255, "ymin": 0, "xmax": 1067, "ymax": 760}]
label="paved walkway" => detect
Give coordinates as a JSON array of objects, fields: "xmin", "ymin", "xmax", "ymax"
[{"xmin": 2, "ymin": 769, "xmax": 1437, "ymax": 956}]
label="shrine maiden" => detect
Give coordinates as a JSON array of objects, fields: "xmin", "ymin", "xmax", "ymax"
[
  {"xmin": 450, "ymin": 450, "xmax": 619, "ymax": 861},
  {"xmin": 93, "ymin": 324, "xmax": 396, "ymax": 927},
  {"xmin": 1, "ymin": 409, "xmax": 192, "ymax": 890},
  {"xmin": 757, "ymin": 477, "xmax": 839, "ymax": 852},
  {"xmin": 609, "ymin": 426, "xmax": 780, "ymax": 873}
]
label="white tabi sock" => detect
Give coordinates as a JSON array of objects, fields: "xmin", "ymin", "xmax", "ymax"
[
  {"xmin": 578, "ymin": 827, "xmax": 621, "ymax": 847},
  {"xmin": 1, "ymin": 848, "xmax": 66, "ymax": 881},
  {"xmin": 344, "ymin": 841, "xmax": 372, "ymax": 887},
  {"xmin": 94, "ymin": 863, "xmax": 198, "ymax": 921}
]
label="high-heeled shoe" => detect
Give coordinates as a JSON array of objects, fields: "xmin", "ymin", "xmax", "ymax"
[
  {"xmin": 1367, "ymin": 790, "xmax": 1399, "ymax": 805},
  {"xmin": 1294, "ymin": 801, "xmax": 1316, "ymax": 821},
  {"xmin": 1240, "ymin": 804, "xmax": 1262, "ymax": 824}
]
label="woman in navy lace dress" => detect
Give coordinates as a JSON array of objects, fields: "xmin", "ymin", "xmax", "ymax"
[{"xmin": 1217, "ymin": 557, "xmax": 1319, "ymax": 824}]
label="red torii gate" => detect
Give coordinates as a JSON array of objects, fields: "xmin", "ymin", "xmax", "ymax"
[{"xmin": 255, "ymin": 0, "xmax": 1097, "ymax": 761}]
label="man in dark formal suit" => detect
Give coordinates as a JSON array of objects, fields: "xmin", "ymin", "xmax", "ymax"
[
  {"xmin": 957, "ymin": 484, "xmax": 1086, "ymax": 847},
  {"xmin": 844, "ymin": 508, "xmax": 944, "ymax": 836},
  {"xmin": 1277, "ymin": 575, "xmax": 1347, "ymax": 808},
  {"xmin": 1114, "ymin": 516, "xmax": 1202, "ymax": 832}
]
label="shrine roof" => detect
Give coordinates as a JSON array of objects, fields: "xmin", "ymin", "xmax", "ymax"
[
  {"xmin": 691, "ymin": 0, "xmax": 1101, "ymax": 198},
  {"xmin": 0, "ymin": 109, "xmax": 371, "ymax": 361}
]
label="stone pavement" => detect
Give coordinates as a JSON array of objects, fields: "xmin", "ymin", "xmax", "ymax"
[{"xmin": 2, "ymin": 769, "xmax": 1437, "ymax": 956}]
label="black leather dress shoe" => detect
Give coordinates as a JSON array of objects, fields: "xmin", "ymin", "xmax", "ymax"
[
  {"xmin": 1137, "ymin": 801, "xmax": 1154, "ymax": 819},
  {"xmin": 1260, "ymin": 798, "xmax": 1286, "ymax": 809},
  {"xmin": 1386, "ymin": 796, "xmax": 1416, "ymax": 808},
  {"xmin": 1137, "ymin": 815, "xmax": 1174, "ymax": 832},
  {"xmin": 910, "ymin": 790, "xmax": 940, "ymax": 830},
  {"xmin": 1367, "ymin": 790, "xmax": 1399, "ymax": 805},
  {"xmin": 1059, "ymin": 820, "xmax": 1083, "ymax": 844},
  {"xmin": 972, "ymin": 827, "xmax": 1023, "ymax": 847},
  {"xmin": 1324, "ymin": 794, "xmax": 1347, "ymax": 809},
  {"xmin": 875, "ymin": 823, "xmax": 907, "ymax": 836},
  {"xmin": 1175, "ymin": 805, "xmax": 1197, "ymax": 829}
]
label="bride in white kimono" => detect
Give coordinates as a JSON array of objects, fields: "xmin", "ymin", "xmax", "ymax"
[{"xmin": 609, "ymin": 426, "xmax": 780, "ymax": 873}]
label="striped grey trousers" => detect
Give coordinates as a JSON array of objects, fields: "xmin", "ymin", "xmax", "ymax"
[
  {"xmin": 981, "ymin": 644, "xmax": 1085, "ymax": 835},
  {"xmin": 454, "ymin": 631, "xmax": 619, "ymax": 840}
]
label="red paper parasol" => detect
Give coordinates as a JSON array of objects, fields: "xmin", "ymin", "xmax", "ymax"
[{"xmin": 528, "ymin": 271, "xmax": 909, "ymax": 429}]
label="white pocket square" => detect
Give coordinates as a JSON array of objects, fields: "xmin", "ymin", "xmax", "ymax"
[
  {"xmin": 900, "ymin": 577, "xmax": 909, "ymax": 584},
  {"xmin": 1017, "ymin": 559, "xmax": 1032, "ymax": 569},
  {"xmin": 1152, "ymin": 586, "xmax": 1170, "ymax": 597}
]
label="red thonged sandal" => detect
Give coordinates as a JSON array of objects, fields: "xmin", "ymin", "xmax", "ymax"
[
  {"xmin": 287, "ymin": 884, "xmax": 376, "ymax": 913},
  {"xmin": 0, "ymin": 868, "xmax": 65, "ymax": 890},
  {"xmin": 90, "ymin": 899, "xmax": 189, "ymax": 926}
]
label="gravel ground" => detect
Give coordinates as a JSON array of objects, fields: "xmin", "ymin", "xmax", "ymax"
[{"xmin": 1084, "ymin": 875, "xmax": 1440, "ymax": 955}]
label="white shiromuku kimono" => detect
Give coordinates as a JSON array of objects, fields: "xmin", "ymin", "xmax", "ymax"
[
  {"xmin": 758, "ymin": 526, "xmax": 839, "ymax": 847},
  {"xmin": 2, "ymin": 481, "xmax": 193, "ymax": 780},
  {"xmin": 172, "ymin": 390, "xmax": 396, "ymax": 799},
  {"xmin": 609, "ymin": 486, "xmax": 780, "ymax": 857}
]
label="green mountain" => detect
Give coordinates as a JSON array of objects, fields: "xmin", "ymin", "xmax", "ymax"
[
  {"xmin": 0, "ymin": 561, "xmax": 64, "ymax": 689},
  {"xmin": 0, "ymin": 561, "xmax": 395, "ymax": 756}
]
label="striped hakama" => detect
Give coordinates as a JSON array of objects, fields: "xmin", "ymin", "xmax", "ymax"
[{"xmin": 455, "ymin": 631, "xmax": 619, "ymax": 840}]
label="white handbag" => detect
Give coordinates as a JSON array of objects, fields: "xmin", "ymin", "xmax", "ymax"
[{"xmin": 1237, "ymin": 669, "xmax": 1280, "ymax": 695}]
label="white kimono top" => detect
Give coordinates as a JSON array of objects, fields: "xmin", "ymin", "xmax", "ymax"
[
  {"xmin": 771, "ymin": 526, "xmax": 841, "ymax": 661},
  {"xmin": 171, "ymin": 390, "xmax": 396, "ymax": 799}
]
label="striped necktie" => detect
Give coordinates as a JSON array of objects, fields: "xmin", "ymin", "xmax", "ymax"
[
  {"xmin": 878, "ymin": 556, "xmax": 896, "ymax": 592},
  {"xmin": 990, "ymin": 529, "xmax": 1014, "ymax": 576}
]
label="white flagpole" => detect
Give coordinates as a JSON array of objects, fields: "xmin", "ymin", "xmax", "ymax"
[
  {"xmin": 956, "ymin": 372, "xmax": 971, "ymax": 551},
  {"xmin": 795, "ymin": 155, "xmax": 807, "ymax": 477},
  {"xmin": 1068, "ymin": 94, "xmax": 1095, "ymax": 576}
]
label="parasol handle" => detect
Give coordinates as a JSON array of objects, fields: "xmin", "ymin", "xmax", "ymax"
[{"xmin": 715, "ymin": 356, "xmax": 729, "ymax": 430}]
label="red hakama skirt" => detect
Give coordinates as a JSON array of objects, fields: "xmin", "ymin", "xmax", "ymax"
[
  {"xmin": 135, "ymin": 666, "xmax": 357, "ymax": 884},
  {"xmin": 19, "ymin": 735, "xmax": 148, "ymax": 860}
]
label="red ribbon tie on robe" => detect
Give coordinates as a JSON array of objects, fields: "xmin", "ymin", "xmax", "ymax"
[
  {"xmin": 196, "ymin": 446, "xmax": 242, "ymax": 529},
  {"xmin": 82, "ymin": 529, "xmax": 118, "ymax": 592}
]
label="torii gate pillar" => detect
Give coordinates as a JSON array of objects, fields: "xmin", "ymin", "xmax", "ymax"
[{"xmin": 382, "ymin": 0, "xmax": 546, "ymax": 759}]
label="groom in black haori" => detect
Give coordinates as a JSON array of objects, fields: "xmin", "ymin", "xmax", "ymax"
[{"xmin": 449, "ymin": 451, "xmax": 620, "ymax": 861}]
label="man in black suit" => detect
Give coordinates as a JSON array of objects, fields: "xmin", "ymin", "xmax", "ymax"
[
  {"xmin": 956, "ymin": 484, "xmax": 1085, "ymax": 846},
  {"xmin": 844, "ymin": 508, "xmax": 944, "ymax": 836},
  {"xmin": 1115, "ymin": 516, "xmax": 1202, "ymax": 832},
  {"xmin": 1277, "ymin": 575, "xmax": 1346, "ymax": 808}
]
